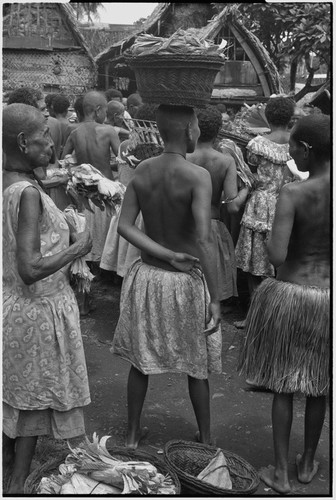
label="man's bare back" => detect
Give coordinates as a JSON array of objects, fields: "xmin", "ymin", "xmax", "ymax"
[
  {"xmin": 131, "ymin": 154, "xmax": 212, "ymax": 270},
  {"xmin": 63, "ymin": 122, "xmax": 119, "ymax": 180}
]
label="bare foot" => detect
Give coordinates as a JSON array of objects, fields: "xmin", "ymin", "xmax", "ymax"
[
  {"xmin": 126, "ymin": 427, "xmax": 149, "ymax": 450},
  {"xmin": 260, "ymin": 465, "xmax": 291, "ymax": 494},
  {"xmin": 296, "ymin": 454, "xmax": 319, "ymax": 483},
  {"xmin": 195, "ymin": 431, "xmax": 217, "ymax": 446}
]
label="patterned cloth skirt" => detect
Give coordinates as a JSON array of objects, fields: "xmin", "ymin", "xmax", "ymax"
[
  {"xmin": 238, "ymin": 278, "xmax": 330, "ymax": 396},
  {"xmin": 112, "ymin": 260, "xmax": 222, "ymax": 379},
  {"xmin": 3, "ymin": 403, "xmax": 85, "ymax": 439},
  {"xmin": 211, "ymin": 219, "xmax": 238, "ymax": 300},
  {"xmin": 235, "ymin": 225, "xmax": 275, "ymax": 277}
]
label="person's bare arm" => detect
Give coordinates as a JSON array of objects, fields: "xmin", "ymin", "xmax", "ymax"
[
  {"xmin": 118, "ymin": 180, "xmax": 198, "ymax": 271},
  {"xmin": 61, "ymin": 132, "xmax": 75, "ymax": 159},
  {"xmin": 16, "ymin": 187, "xmax": 92, "ymax": 285},
  {"xmin": 221, "ymin": 155, "xmax": 249, "ymax": 213},
  {"xmin": 109, "ymin": 128, "xmax": 121, "ymax": 157},
  {"xmin": 267, "ymin": 184, "xmax": 295, "ymax": 268},
  {"xmin": 191, "ymin": 169, "xmax": 221, "ymax": 330}
]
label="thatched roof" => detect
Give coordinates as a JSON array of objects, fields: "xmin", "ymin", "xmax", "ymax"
[
  {"xmin": 3, "ymin": 3, "xmax": 96, "ymax": 66},
  {"xmin": 95, "ymin": 3, "xmax": 170, "ymax": 64},
  {"xmin": 57, "ymin": 3, "xmax": 96, "ymax": 64}
]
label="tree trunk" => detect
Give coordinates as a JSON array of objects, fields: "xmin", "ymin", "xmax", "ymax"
[{"xmin": 289, "ymin": 57, "xmax": 298, "ymax": 92}]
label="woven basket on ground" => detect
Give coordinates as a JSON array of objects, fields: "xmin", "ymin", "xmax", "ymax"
[
  {"xmin": 126, "ymin": 53, "xmax": 224, "ymax": 108},
  {"xmin": 24, "ymin": 446, "xmax": 181, "ymax": 494},
  {"xmin": 164, "ymin": 440, "xmax": 259, "ymax": 496}
]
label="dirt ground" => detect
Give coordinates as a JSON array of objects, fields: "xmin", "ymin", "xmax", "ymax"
[{"xmin": 25, "ymin": 276, "xmax": 330, "ymax": 497}]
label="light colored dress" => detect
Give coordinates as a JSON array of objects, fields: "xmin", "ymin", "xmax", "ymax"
[
  {"xmin": 100, "ymin": 155, "xmax": 142, "ymax": 277},
  {"xmin": 112, "ymin": 259, "xmax": 222, "ymax": 379},
  {"xmin": 235, "ymin": 135, "xmax": 291, "ymax": 277},
  {"xmin": 3, "ymin": 181, "xmax": 90, "ymax": 438},
  {"xmin": 211, "ymin": 219, "xmax": 238, "ymax": 301}
]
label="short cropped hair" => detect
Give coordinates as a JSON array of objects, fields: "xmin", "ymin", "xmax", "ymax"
[
  {"xmin": 127, "ymin": 93, "xmax": 143, "ymax": 107},
  {"xmin": 265, "ymin": 96, "xmax": 295, "ymax": 127},
  {"xmin": 105, "ymin": 88, "xmax": 123, "ymax": 101},
  {"xmin": 291, "ymin": 114, "xmax": 330, "ymax": 160},
  {"xmin": 3, "ymin": 103, "xmax": 43, "ymax": 153},
  {"xmin": 7, "ymin": 87, "xmax": 43, "ymax": 107},
  {"xmin": 156, "ymin": 105, "xmax": 195, "ymax": 142},
  {"xmin": 52, "ymin": 94, "xmax": 70, "ymax": 115},
  {"xmin": 196, "ymin": 105, "xmax": 222, "ymax": 142}
]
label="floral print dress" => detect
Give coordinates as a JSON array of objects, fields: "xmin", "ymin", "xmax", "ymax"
[
  {"xmin": 3, "ymin": 181, "xmax": 90, "ymax": 413},
  {"xmin": 235, "ymin": 135, "xmax": 292, "ymax": 277}
]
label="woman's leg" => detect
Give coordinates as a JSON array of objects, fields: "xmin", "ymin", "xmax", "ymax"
[
  {"xmin": 296, "ymin": 395, "xmax": 326, "ymax": 483},
  {"xmin": 3, "ymin": 433, "xmax": 16, "ymax": 468},
  {"xmin": 188, "ymin": 376, "xmax": 211, "ymax": 444},
  {"xmin": 260, "ymin": 392, "xmax": 294, "ymax": 494},
  {"xmin": 126, "ymin": 365, "xmax": 149, "ymax": 449},
  {"xmin": 7, "ymin": 436, "xmax": 38, "ymax": 494}
]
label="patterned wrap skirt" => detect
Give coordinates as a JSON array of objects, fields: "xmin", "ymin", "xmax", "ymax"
[
  {"xmin": 238, "ymin": 278, "xmax": 330, "ymax": 396},
  {"xmin": 112, "ymin": 259, "xmax": 222, "ymax": 379}
]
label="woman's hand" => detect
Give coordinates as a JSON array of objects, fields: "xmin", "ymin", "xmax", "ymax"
[
  {"xmin": 71, "ymin": 227, "xmax": 92, "ymax": 258},
  {"xmin": 169, "ymin": 252, "xmax": 199, "ymax": 272}
]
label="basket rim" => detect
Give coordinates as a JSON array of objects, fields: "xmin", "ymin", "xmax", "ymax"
[
  {"xmin": 163, "ymin": 439, "xmax": 260, "ymax": 496},
  {"xmin": 125, "ymin": 52, "xmax": 224, "ymax": 64}
]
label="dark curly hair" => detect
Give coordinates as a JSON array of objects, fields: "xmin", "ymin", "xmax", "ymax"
[
  {"xmin": 265, "ymin": 96, "xmax": 295, "ymax": 127},
  {"xmin": 7, "ymin": 87, "xmax": 43, "ymax": 107},
  {"xmin": 52, "ymin": 94, "xmax": 70, "ymax": 115},
  {"xmin": 196, "ymin": 105, "xmax": 222, "ymax": 142}
]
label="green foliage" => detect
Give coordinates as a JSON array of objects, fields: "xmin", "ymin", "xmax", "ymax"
[{"xmin": 211, "ymin": 3, "xmax": 330, "ymax": 98}]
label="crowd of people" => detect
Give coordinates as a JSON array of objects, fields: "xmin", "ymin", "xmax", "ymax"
[{"xmin": 2, "ymin": 85, "xmax": 330, "ymax": 494}]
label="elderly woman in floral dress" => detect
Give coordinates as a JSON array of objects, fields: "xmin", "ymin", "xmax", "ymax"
[{"xmin": 2, "ymin": 103, "xmax": 92, "ymax": 493}]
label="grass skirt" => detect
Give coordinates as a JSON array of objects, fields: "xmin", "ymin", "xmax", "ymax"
[{"xmin": 238, "ymin": 278, "xmax": 329, "ymax": 396}]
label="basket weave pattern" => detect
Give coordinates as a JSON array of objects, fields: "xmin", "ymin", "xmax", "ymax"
[
  {"xmin": 127, "ymin": 53, "xmax": 224, "ymax": 107},
  {"xmin": 164, "ymin": 440, "xmax": 259, "ymax": 496},
  {"xmin": 24, "ymin": 446, "xmax": 181, "ymax": 494}
]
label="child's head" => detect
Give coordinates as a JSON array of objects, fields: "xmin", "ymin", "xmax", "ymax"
[
  {"xmin": 265, "ymin": 96, "xmax": 295, "ymax": 127},
  {"xmin": 196, "ymin": 105, "xmax": 222, "ymax": 143}
]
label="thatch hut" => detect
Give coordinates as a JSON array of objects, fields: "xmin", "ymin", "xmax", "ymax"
[
  {"xmin": 3, "ymin": 3, "xmax": 97, "ymax": 103},
  {"xmin": 95, "ymin": 3, "xmax": 282, "ymax": 105}
]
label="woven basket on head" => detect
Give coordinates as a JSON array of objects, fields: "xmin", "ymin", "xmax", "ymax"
[
  {"xmin": 24, "ymin": 446, "xmax": 181, "ymax": 494},
  {"xmin": 126, "ymin": 53, "xmax": 224, "ymax": 108},
  {"xmin": 164, "ymin": 440, "xmax": 259, "ymax": 496}
]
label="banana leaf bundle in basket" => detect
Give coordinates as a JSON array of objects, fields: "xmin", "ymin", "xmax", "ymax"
[{"xmin": 25, "ymin": 434, "xmax": 181, "ymax": 495}]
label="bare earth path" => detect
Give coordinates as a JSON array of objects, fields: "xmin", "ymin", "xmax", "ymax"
[{"xmin": 21, "ymin": 277, "xmax": 330, "ymax": 496}]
